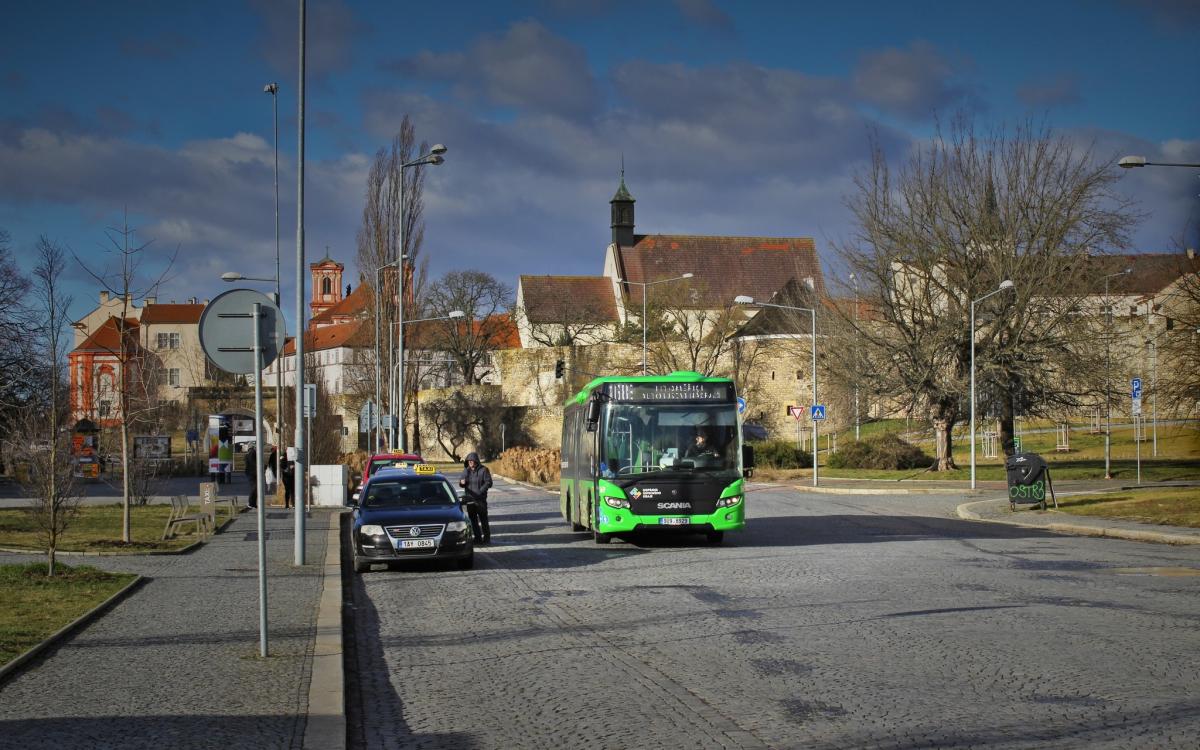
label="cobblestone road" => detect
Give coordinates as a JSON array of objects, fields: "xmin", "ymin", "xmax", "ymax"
[{"xmin": 347, "ymin": 480, "xmax": 1200, "ymax": 749}]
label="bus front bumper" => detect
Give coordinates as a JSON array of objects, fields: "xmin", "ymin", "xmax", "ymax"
[{"xmin": 597, "ymin": 504, "xmax": 745, "ymax": 534}]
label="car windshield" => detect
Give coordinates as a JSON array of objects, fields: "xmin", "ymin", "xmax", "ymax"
[
  {"xmin": 364, "ymin": 478, "xmax": 457, "ymax": 508},
  {"xmin": 369, "ymin": 458, "xmax": 417, "ymax": 476},
  {"xmin": 601, "ymin": 403, "xmax": 739, "ymax": 478}
]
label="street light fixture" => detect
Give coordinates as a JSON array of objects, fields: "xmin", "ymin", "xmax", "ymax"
[
  {"xmin": 620, "ymin": 273, "xmax": 693, "ymax": 375},
  {"xmin": 392, "ymin": 309, "xmax": 464, "ymax": 451},
  {"xmin": 1118, "ymin": 155, "xmax": 1200, "ymax": 169},
  {"xmin": 1102, "ymin": 268, "xmax": 1132, "ymax": 479},
  {"xmin": 735, "ymin": 295, "xmax": 820, "ymax": 487},
  {"xmin": 970, "ymin": 279, "xmax": 1015, "ymax": 490}
]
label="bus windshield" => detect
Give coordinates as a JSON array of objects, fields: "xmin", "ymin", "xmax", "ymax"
[{"xmin": 600, "ymin": 403, "xmax": 739, "ymax": 478}]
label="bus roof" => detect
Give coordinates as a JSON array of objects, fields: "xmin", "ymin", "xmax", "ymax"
[{"xmin": 563, "ymin": 370, "xmax": 734, "ymax": 406}]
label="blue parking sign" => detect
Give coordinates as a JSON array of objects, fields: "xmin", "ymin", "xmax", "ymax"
[{"xmin": 811, "ymin": 405, "xmax": 826, "ymax": 421}]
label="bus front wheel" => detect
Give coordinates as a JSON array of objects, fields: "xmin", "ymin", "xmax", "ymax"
[{"xmin": 593, "ymin": 529, "xmax": 611, "ymax": 544}]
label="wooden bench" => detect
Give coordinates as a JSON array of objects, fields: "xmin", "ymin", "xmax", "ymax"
[{"xmin": 162, "ymin": 495, "xmax": 213, "ymax": 540}]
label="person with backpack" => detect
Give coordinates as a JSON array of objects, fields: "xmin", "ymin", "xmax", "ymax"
[{"xmin": 458, "ymin": 452, "xmax": 493, "ymax": 544}]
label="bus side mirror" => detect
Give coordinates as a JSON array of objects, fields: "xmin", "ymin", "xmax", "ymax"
[
  {"xmin": 585, "ymin": 395, "xmax": 602, "ymax": 428},
  {"xmin": 742, "ymin": 444, "xmax": 755, "ymax": 478}
]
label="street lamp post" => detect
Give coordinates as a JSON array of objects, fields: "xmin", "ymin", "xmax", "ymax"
[
  {"xmin": 393, "ymin": 144, "xmax": 447, "ymax": 451},
  {"xmin": 263, "ymin": 82, "xmax": 282, "ymax": 495},
  {"xmin": 1102, "ymin": 268, "xmax": 1131, "ymax": 479},
  {"xmin": 969, "ymin": 280, "xmax": 1015, "ymax": 490},
  {"xmin": 295, "ymin": 0, "xmax": 307, "ymax": 566},
  {"xmin": 850, "ymin": 272, "xmax": 860, "ymax": 441},
  {"xmin": 1118, "ymin": 156, "xmax": 1200, "ymax": 169},
  {"xmin": 393, "ymin": 310, "xmax": 464, "ymax": 453},
  {"xmin": 735, "ymin": 295, "xmax": 819, "ymax": 487},
  {"xmin": 619, "ymin": 273, "xmax": 693, "ymax": 375}
]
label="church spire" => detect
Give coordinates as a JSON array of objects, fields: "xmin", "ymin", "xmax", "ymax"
[{"xmin": 610, "ymin": 160, "xmax": 635, "ymax": 247}]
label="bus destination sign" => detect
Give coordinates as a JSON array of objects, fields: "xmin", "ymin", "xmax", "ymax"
[{"xmin": 607, "ymin": 382, "xmax": 734, "ymax": 403}]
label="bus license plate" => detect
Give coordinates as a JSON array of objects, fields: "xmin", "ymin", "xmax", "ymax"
[
  {"xmin": 398, "ymin": 539, "xmax": 435, "ymax": 549},
  {"xmin": 660, "ymin": 517, "xmax": 689, "ymax": 526}
]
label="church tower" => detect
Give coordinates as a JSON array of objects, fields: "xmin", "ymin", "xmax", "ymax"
[
  {"xmin": 610, "ymin": 169, "xmax": 636, "ymax": 248},
  {"xmin": 310, "ymin": 250, "xmax": 344, "ymax": 319}
]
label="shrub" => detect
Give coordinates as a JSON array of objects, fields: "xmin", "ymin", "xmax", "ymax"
[
  {"xmin": 490, "ymin": 447, "xmax": 561, "ymax": 485},
  {"xmin": 750, "ymin": 440, "xmax": 813, "ymax": 469},
  {"xmin": 827, "ymin": 433, "xmax": 933, "ymax": 470}
]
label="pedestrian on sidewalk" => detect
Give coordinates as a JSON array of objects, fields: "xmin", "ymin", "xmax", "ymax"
[
  {"xmin": 458, "ymin": 452, "xmax": 493, "ymax": 544},
  {"xmin": 282, "ymin": 452, "xmax": 295, "ymax": 508},
  {"xmin": 245, "ymin": 443, "xmax": 259, "ymax": 509}
]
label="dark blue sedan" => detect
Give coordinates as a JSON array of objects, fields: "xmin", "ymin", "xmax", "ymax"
[{"xmin": 349, "ymin": 466, "xmax": 474, "ymax": 572}]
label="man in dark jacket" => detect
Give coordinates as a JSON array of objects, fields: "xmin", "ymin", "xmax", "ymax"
[
  {"xmin": 245, "ymin": 443, "xmax": 259, "ymax": 509},
  {"xmin": 458, "ymin": 452, "xmax": 493, "ymax": 543}
]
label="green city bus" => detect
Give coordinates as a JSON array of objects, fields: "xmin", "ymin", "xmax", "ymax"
[{"xmin": 560, "ymin": 371, "xmax": 753, "ymax": 544}]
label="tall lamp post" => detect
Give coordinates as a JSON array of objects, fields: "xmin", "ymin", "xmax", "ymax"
[
  {"xmin": 395, "ymin": 144, "xmax": 447, "ymax": 451},
  {"xmin": 619, "ymin": 273, "xmax": 693, "ymax": 375},
  {"xmin": 969, "ymin": 280, "xmax": 1015, "ymax": 490},
  {"xmin": 735, "ymin": 295, "xmax": 819, "ymax": 487},
  {"xmin": 1102, "ymin": 268, "xmax": 1131, "ymax": 479},
  {"xmin": 1118, "ymin": 156, "xmax": 1200, "ymax": 169},
  {"xmin": 263, "ymin": 82, "xmax": 282, "ymax": 492},
  {"xmin": 850, "ymin": 272, "xmax": 860, "ymax": 441},
  {"xmin": 392, "ymin": 310, "xmax": 464, "ymax": 452}
]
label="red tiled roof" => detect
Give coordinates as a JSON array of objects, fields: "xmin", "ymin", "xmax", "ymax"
[
  {"xmin": 614, "ymin": 235, "xmax": 824, "ymax": 307},
  {"xmin": 140, "ymin": 303, "xmax": 204, "ymax": 324},
  {"xmin": 74, "ymin": 317, "xmax": 139, "ymax": 352},
  {"xmin": 1089, "ymin": 253, "xmax": 1200, "ymax": 295},
  {"xmin": 311, "ymin": 282, "xmax": 371, "ymax": 324},
  {"xmin": 280, "ymin": 320, "xmax": 372, "ymax": 355},
  {"xmin": 406, "ymin": 313, "xmax": 522, "ymax": 350},
  {"xmin": 519, "ymin": 276, "xmax": 619, "ymax": 324}
]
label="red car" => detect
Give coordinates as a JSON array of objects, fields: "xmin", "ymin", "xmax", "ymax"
[{"xmin": 352, "ymin": 452, "xmax": 424, "ymax": 503}]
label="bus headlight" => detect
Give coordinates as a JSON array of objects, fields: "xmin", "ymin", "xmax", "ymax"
[
  {"xmin": 603, "ymin": 495, "xmax": 630, "ymax": 509},
  {"xmin": 360, "ymin": 524, "xmax": 385, "ymax": 536},
  {"xmin": 715, "ymin": 495, "xmax": 742, "ymax": 508}
]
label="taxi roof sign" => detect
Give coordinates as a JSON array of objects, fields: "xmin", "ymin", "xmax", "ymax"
[{"xmin": 414, "ymin": 464, "xmax": 437, "ymax": 475}]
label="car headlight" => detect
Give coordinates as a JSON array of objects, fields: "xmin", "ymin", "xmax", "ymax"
[
  {"xmin": 446, "ymin": 521, "xmax": 469, "ymax": 533},
  {"xmin": 360, "ymin": 524, "xmax": 385, "ymax": 536},
  {"xmin": 715, "ymin": 495, "xmax": 743, "ymax": 508},
  {"xmin": 602, "ymin": 495, "xmax": 630, "ymax": 509}
]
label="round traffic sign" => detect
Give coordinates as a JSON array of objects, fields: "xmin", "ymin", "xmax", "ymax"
[{"xmin": 199, "ymin": 289, "xmax": 286, "ymax": 374}]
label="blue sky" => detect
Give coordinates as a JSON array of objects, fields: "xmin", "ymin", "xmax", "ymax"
[{"xmin": 2, "ymin": 0, "xmax": 1197, "ymax": 329}]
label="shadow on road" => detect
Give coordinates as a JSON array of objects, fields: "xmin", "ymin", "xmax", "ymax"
[
  {"xmin": 735, "ymin": 513, "xmax": 1061, "ymax": 547},
  {"xmin": 341, "ymin": 514, "xmax": 478, "ymax": 750}
]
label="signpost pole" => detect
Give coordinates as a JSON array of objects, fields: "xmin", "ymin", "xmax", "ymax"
[{"xmin": 252, "ymin": 302, "xmax": 268, "ymax": 658}]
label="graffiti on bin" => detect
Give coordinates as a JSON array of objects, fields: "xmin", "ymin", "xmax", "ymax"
[{"xmin": 1009, "ymin": 481, "xmax": 1046, "ymax": 501}]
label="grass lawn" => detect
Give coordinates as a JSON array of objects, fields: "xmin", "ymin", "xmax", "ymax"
[
  {"xmin": 1054, "ymin": 487, "xmax": 1200, "ymax": 528},
  {"xmin": 0, "ymin": 503, "xmax": 222, "ymax": 553},
  {"xmin": 0, "ymin": 562, "xmax": 137, "ymax": 667}
]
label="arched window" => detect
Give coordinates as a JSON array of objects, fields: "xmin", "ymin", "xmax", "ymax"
[{"xmin": 321, "ymin": 277, "xmax": 332, "ymax": 296}]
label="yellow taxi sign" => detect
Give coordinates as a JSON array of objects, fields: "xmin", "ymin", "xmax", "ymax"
[{"xmin": 414, "ymin": 463, "xmax": 437, "ymax": 475}]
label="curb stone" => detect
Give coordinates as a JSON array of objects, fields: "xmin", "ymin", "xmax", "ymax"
[
  {"xmin": 799, "ymin": 484, "xmax": 976, "ymax": 496},
  {"xmin": 303, "ymin": 516, "xmax": 345, "ymax": 750},
  {"xmin": 0, "ymin": 574, "xmax": 145, "ymax": 686},
  {"xmin": 956, "ymin": 500, "xmax": 1200, "ymax": 546}
]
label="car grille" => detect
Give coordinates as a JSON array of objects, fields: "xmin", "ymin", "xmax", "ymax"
[{"xmin": 384, "ymin": 523, "xmax": 445, "ymax": 539}]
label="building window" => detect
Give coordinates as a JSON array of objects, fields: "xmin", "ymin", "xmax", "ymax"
[
  {"xmin": 157, "ymin": 332, "xmax": 180, "ymax": 349},
  {"xmin": 322, "ymin": 277, "xmax": 332, "ymax": 296},
  {"xmin": 168, "ymin": 368, "xmax": 181, "ymax": 387},
  {"xmin": 99, "ymin": 400, "xmax": 111, "ymax": 418}
]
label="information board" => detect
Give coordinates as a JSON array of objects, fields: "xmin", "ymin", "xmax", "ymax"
[{"xmin": 606, "ymin": 382, "xmax": 734, "ymax": 403}]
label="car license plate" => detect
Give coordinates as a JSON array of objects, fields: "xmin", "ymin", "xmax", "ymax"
[
  {"xmin": 660, "ymin": 517, "xmax": 689, "ymax": 526},
  {"xmin": 398, "ymin": 539, "xmax": 435, "ymax": 549}
]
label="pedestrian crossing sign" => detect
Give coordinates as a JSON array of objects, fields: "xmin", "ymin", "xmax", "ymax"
[{"xmin": 811, "ymin": 405, "xmax": 826, "ymax": 421}]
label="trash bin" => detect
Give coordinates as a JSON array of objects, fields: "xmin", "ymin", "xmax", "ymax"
[{"xmin": 1005, "ymin": 452, "xmax": 1056, "ymax": 511}]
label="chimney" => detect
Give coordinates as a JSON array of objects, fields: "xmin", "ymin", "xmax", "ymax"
[
  {"xmin": 1188, "ymin": 248, "xmax": 1196, "ymax": 260},
  {"xmin": 99, "ymin": 291, "xmax": 109, "ymax": 303},
  {"xmin": 145, "ymin": 296, "xmax": 157, "ymax": 306}
]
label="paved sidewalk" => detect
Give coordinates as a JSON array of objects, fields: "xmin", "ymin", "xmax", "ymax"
[
  {"xmin": 958, "ymin": 496, "xmax": 1200, "ymax": 546},
  {"xmin": 0, "ymin": 507, "xmax": 340, "ymax": 750}
]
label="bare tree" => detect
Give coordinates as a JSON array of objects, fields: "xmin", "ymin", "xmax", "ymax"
[
  {"xmin": 0, "ymin": 229, "xmax": 35, "ymax": 463},
  {"xmin": 834, "ymin": 117, "xmax": 1141, "ymax": 469},
  {"xmin": 16, "ymin": 238, "xmax": 83, "ymax": 576},
  {"xmin": 425, "ymin": 270, "xmax": 514, "ymax": 386},
  {"xmin": 645, "ymin": 281, "xmax": 750, "ymax": 376},
  {"xmin": 74, "ymin": 214, "xmax": 177, "ymax": 541},
  {"xmin": 1151, "ymin": 248, "xmax": 1200, "ymax": 417},
  {"xmin": 354, "ymin": 115, "xmax": 432, "ymax": 434},
  {"xmin": 514, "ymin": 296, "xmax": 618, "ymax": 347}
]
